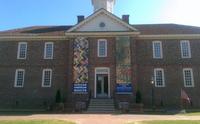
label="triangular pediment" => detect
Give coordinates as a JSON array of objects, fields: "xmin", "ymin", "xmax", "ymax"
[{"xmin": 67, "ymin": 9, "xmax": 138, "ymax": 32}]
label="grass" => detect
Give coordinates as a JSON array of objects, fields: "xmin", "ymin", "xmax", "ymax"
[
  {"xmin": 0, "ymin": 120, "xmax": 75, "ymax": 124},
  {"xmin": 129, "ymin": 120, "xmax": 200, "ymax": 124},
  {"xmin": 180, "ymin": 112, "xmax": 200, "ymax": 116}
]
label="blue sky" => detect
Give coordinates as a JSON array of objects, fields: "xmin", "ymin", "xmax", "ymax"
[{"xmin": 0, "ymin": 0, "xmax": 200, "ymax": 31}]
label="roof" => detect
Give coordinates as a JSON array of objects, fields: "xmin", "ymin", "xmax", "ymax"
[
  {"xmin": 1, "ymin": 24, "xmax": 200, "ymax": 36},
  {"xmin": 0, "ymin": 26, "xmax": 72, "ymax": 36},
  {"xmin": 133, "ymin": 24, "xmax": 200, "ymax": 35}
]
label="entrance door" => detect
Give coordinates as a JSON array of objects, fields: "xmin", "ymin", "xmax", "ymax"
[
  {"xmin": 95, "ymin": 67, "xmax": 110, "ymax": 98},
  {"xmin": 96, "ymin": 74, "xmax": 108, "ymax": 98}
]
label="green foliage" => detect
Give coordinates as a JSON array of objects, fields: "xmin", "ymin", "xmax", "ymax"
[
  {"xmin": 55, "ymin": 89, "xmax": 62, "ymax": 103},
  {"xmin": 136, "ymin": 89, "xmax": 142, "ymax": 104}
]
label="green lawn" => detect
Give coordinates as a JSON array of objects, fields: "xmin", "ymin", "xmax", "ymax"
[
  {"xmin": 130, "ymin": 120, "xmax": 200, "ymax": 124},
  {"xmin": 0, "ymin": 120, "xmax": 75, "ymax": 124}
]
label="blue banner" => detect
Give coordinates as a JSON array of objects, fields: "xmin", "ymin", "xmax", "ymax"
[
  {"xmin": 116, "ymin": 83, "xmax": 132, "ymax": 93},
  {"xmin": 73, "ymin": 83, "xmax": 88, "ymax": 93}
]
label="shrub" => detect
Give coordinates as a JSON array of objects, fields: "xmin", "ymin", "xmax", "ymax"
[
  {"xmin": 136, "ymin": 89, "xmax": 142, "ymax": 104},
  {"xmin": 55, "ymin": 89, "xmax": 62, "ymax": 103}
]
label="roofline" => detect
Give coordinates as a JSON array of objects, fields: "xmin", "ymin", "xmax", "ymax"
[{"xmin": 0, "ymin": 36, "xmax": 67, "ymax": 41}]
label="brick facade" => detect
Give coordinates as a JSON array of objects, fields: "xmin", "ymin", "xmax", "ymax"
[{"xmin": 0, "ymin": 37, "xmax": 200, "ymax": 109}]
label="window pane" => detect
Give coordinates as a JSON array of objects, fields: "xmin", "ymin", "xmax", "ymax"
[
  {"xmin": 181, "ymin": 41, "xmax": 190, "ymax": 58},
  {"xmin": 45, "ymin": 43, "xmax": 53, "ymax": 59},
  {"xmin": 18, "ymin": 43, "xmax": 27, "ymax": 59},
  {"xmin": 153, "ymin": 41, "xmax": 162, "ymax": 58},
  {"xmin": 98, "ymin": 40, "xmax": 107, "ymax": 57},
  {"xmin": 184, "ymin": 69, "xmax": 193, "ymax": 87},
  {"xmin": 43, "ymin": 70, "xmax": 52, "ymax": 87},
  {"xmin": 15, "ymin": 70, "xmax": 24, "ymax": 87},
  {"xmin": 154, "ymin": 69, "xmax": 164, "ymax": 87}
]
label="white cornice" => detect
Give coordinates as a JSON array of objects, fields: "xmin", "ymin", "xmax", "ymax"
[
  {"xmin": 65, "ymin": 32, "xmax": 140, "ymax": 37},
  {"xmin": 138, "ymin": 34, "xmax": 200, "ymax": 40},
  {"xmin": 1, "ymin": 34, "xmax": 200, "ymax": 41}
]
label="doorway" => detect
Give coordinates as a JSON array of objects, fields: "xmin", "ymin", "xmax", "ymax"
[
  {"xmin": 96, "ymin": 74, "xmax": 108, "ymax": 98},
  {"xmin": 95, "ymin": 68, "xmax": 110, "ymax": 98}
]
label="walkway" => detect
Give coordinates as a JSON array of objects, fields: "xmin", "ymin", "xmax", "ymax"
[{"xmin": 0, "ymin": 114, "xmax": 200, "ymax": 124}]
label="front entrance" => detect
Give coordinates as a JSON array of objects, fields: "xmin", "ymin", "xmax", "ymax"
[
  {"xmin": 96, "ymin": 74, "xmax": 108, "ymax": 98},
  {"xmin": 95, "ymin": 67, "xmax": 110, "ymax": 98}
]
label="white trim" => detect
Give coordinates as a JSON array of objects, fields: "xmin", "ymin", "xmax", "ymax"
[
  {"xmin": 94, "ymin": 67, "xmax": 110, "ymax": 98},
  {"xmin": 97, "ymin": 39, "xmax": 107, "ymax": 57},
  {"xmin": 152, "ymin": 41, "xmax": 163, "ymax": 59},
  {"xmin": 44, "ymin": 42, "xmax": 54, "ymax": 59},
  {"xmin": 2, "ymin": 34, "xmax": 200, "ymax": 41},
  {"xmin": 17, "ymin": 42, "xmax": 27, "ymax": 59},
  {"xmin": 180, "ymin": 40, "xmax": 191, "ymax": 58},
  {"xmin": 42, "ymin": 69, "xmax": 52, "ymax": 88},
  {"xmin": 154, "ymin": 68, "xmax": 165, "ymax": 87},
  {"xmin": 183, "ymin": 68, "xmax": 194, "ymax": 87},
  {"xmin": 14, "ymin": 69, "xmax": 25, "ymax": 88}
]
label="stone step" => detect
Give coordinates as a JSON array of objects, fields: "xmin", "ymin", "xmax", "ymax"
[
  {"xmin": 84, "ymin": 111, "xmax": 115, "ymax": 114},
  {"xmin": 90, "ymin": 103, "xmax": 114, "ymax": 106},
  {"xmin": 88, "ymin": 106, "xmax": 115, "ymax": 109},
  {"xmin": 88, "ymin": 108, "xmax": 115, "ymax": 111},
  {"xmin": 89, "ymin": 105, "xmax": 114, "ymax": 108},
  {"xmin": 87, "ymin": 99, "xmax": 115, "ymax": 113}
]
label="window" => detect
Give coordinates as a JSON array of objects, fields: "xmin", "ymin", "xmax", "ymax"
[
  {"xmin": 183, "ymin": 68, "xmax": 194, "ymax": 87},
  {"xmin": 42, "ymin": 69, "xmax": 52, "ymax": 87},
  {"xmin": 154, "ymin": 68, "xmax": 165, "ymax": 87},
  {"xmin": 17, "ymin": 42, "xmax": 27, "ymax": 59},
  {"xmin": 98, "ymin": 39, "xmax": 107, "ymax": 57},
  {"xmin": 14, "ymin": 69, "xmax": 25, "ymax": 87},
  {"xmin": 153, "ymin": 41, "xmax": 163, "ymax": 59},
  {"xmin": 44, "ymin": 42, "xmax": 54, "ymax": 59},
  {"xmin": 180, "ymin": 40, "xmax": 191, "ymax": 58}
]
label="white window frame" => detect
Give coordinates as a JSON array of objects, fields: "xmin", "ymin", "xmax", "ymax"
[
  {"xmin": 14, "ymin": 69, "xmax": 25, "ymax": 88},
  {"xmin": 154, "ymin": 68, "xmax": 165, "ymax": 87},
  {"xmin": 17, "ymin": 42, "xmax": 27, "ymax": 59},
  {"xmin": 180, "ymin": 40, "xmax": 191, "ymax": 58},
  {"xmin": 44, "ymin": 42, "xmax": 54, "ymax": 59},
  {"xmin": 97, "ymin": 39, "xmax": 107, "ymax": 57},
  {"xmin": 42, "ymin": 69, "xmax": 52, "ymax": 87},
  {"xmin": 183, "ymin": 68, "xmax": 194, "ymax": 87},
  {"xmin": 152, "ymin": 41, "xmax": 163, "ymax": 59}
]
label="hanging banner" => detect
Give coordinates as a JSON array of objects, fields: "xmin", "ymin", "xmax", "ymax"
[
  {"xmin": 73, "ymin": 37, "xmax": 89, "ymax": 93},
  {"xmin": 116, "ymin": 36, "xmax": 132, "ymax": 93}
]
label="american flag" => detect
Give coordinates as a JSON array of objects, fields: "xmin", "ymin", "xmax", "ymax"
[{"xmin": 181, "ymin": 88, "xmax": 190, "ymax": 103}]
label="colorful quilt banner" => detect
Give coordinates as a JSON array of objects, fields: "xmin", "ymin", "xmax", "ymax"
[
  {"xmin": 116, "ymin": 36, "xmax": 132, "ymax": 93},
  {"xmin": 73, "ymin": 37, "xmax": 89, "ymax": 93}
]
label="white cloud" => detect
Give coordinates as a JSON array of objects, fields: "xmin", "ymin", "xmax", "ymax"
[{"xmin": 160, "ymin": 0, "xmax": 200, "ymax": 26}]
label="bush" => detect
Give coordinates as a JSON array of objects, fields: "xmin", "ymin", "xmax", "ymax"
[
  {"xmin": 136, "ymin": 89, "xmax": 142, "ymax": 104},
  {"xmin": 55, "ymin": 89, "xmax": 62, "ymax": 103}
]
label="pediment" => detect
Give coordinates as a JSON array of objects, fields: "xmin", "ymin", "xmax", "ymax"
[{"xmin": 67, "ymin": 9, "xmax": 138, "ymax": 32}]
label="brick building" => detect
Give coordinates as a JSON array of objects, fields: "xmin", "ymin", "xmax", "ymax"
[{"xmin": 0, "ymin": 0, "xmax": 200, "ymax": 111}]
